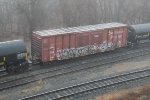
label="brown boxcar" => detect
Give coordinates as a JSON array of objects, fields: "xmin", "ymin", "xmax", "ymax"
[{"xmin": 32, "ymin": 23, "xmax": 128, "ymax": 63}]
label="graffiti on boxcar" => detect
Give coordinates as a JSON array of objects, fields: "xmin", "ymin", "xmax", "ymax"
[
  {"xmin": 99, "ymin": 41, "xmax": 108, "ymax": 52},
  {"xmin": 107, "ymin": 42, "xmax": 116, "ymax": 50},
  {"xmin": 56, "ymin": 42, "xmax": 116, "ymax": 60}
]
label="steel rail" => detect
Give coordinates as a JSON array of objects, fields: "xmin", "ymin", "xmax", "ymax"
[
  {"xmin": 0, "ymin": 46, "xmax": 150, "ymax": 91},
  {"xmin": 19, "ymin": 67, "xmax": 150, "ymax": 100}
]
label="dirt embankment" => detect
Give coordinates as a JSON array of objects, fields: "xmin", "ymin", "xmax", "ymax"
[{"xmin": 96, "ymin": 84, "xmax": 150, "ymax": 100}]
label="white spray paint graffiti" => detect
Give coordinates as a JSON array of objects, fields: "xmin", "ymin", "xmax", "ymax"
[{"xmin": 55, "ymin": 42, "xmax": 116, "ymax": 60}]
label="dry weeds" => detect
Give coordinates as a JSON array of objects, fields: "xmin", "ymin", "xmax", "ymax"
[
  {"xmin": 103, "ymin": 58, "xmax": 150, "ymax": 76},
  {"xmin": 95, "ymin": 84, "xmax": 150, "ymax": 100},
  {"xmin": 0, "ymin": 95, "xmax": 8, "ymax": 100},
  {"xmin": 20, "ymin": 79, "xmax": 45, "ymax": 96}
]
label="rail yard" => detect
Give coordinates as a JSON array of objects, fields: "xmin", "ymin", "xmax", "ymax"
[
  {"xmin": 1, "ymin": 1, "xmax": 150, "ymax": 100},
  {"xmin": 0, "ymin": 42, "xmax": 150, "ymax": 100},
  {"xmin": 0, "ymin": 22, "xmax": 150, "ymax": 100}
]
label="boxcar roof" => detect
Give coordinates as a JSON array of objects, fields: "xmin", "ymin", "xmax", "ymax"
[
  {"xmin": 131, "ymin": 23, "xmax": 150, "ymax": 34},
  {"xmin": 34, "ymin": 22, "xmax": 127, "ymax": 36},
  {"xmin": 0, "ymin": 40, "xmax": 27, "ymax": 57}
]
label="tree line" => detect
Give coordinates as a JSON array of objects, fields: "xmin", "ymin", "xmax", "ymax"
[{"xmin": 0, "ymin": 0, "xmax": 150, "ymax": 38}]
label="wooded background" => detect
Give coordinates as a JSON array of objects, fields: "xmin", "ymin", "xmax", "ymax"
[{"xmin": 0, "ymin": 0, "xmax": 150, "ymax": 41}]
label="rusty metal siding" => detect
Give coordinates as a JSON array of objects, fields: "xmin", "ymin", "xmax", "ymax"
[
  {"xmin": 41, "ymin": 36, "xmax": 56, "ymax": 62},
  {"xmin": 108, "ymin": 29, "xmax": 114, "ymax": 50},
  {"xmin": 63, "ymin": 35, "xmax": 70, "ymax": 49},
  {"xmin": 83, "ymin": 33, "xmax": 90, "ymax": 46},
  {"xmin": 32, "ymin": 23, "xmax": 128, "ymax": 63},
  {"xmin": 76, "ymin": 34, "xmax": 83, "ymax": 48},
  {"xmin": 123, "ymin": 27, "xmax": 128, "ymax": 46},
  {"xmin": 70, "ymin": 33, "xmax": 76, "ymax": 49},
  {"xmin": 114, "ymin": 28, "xmax": 119, "ymax": 48},
  {"xmin": 56, "ymin": 35, "xmax": 63, "ymax": 60},
  {"xmin": 90, "ymin": 31, "xmax": 100, "ymax": 53},
  {"xmin": 122, "ymin": 27, "xmax": 126, "ymax": 46},
  {"xmin": 76, "ymin": 32, "xmax": 89, "ymax": 48},
  {"xmin": 49, "ymin": 36, "xmax": 56, "ymax": 61},
  {"xmin": 101, "ymin": 29, "xmax": 108, "ymax": 52},
  {"xmin": 117, "ymin": 28, "xmax": 123, "ymax": 47},
  {"xmin": 41, "ymin": 38, "xmax": 48, "ymax": 62}
]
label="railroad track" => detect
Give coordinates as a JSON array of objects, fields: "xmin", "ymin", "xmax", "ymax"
[
  {"xmin": 0, "ymin": 45, "xmax": 150, "ymax": 91},
  {"xmin": 0, "ymin": 69, "xmax": 7, "ymax": 77},
  {"xmin": 19, "ymin": 67, "xmax": 150, "ymax": 100}
]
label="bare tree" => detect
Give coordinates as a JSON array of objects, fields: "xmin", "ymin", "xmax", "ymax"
[
  {"xmin": 15, "ymin": 0, "xmax": 37, "ymax": 36},
  {"xmin": 0, "ymin": 0, "xmax": 150, "ymax": 40}
]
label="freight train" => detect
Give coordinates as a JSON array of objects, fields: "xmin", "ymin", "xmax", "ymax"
[
  {"xmin": 0, "ymin": 22, "xmax": 150, "ymax": 73},
  {"xmin": 128, "ymin": 23, "xmax": 150, "ymax": 46},
  {"xmin": 0, "ymin": 40, "xmax": 29, "ymax": 73}
]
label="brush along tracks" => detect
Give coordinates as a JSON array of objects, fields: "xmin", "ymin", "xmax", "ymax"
[
  {"xmin": 20, "ymin": 67, "xmax": 150, "ymax": 100},
  {"xmin": 0, "ymin": 46, "xmax": 150, "ymax": 91}
]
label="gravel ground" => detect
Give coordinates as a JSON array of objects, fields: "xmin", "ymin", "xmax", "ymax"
[
  {"xmin": 77, "ymin": 75, "xmax": 150, "ymax": 100},
  {"xmin": 1, "ymin": 53, "xmax": 150, "ymax": 100},
  {"xmin": 95, "ymin": 84, "xmax": 150, "ymax": 100}
]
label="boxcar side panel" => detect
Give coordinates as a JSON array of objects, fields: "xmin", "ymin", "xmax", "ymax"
[
  {"xmin": 70, "ymin": 34, "xmax": 76, "ymax": 49},
  {"xmin": 101, "ymin": 29, "xmax": 108, "ymax": 52},
  {"xmin": 90, "ymin": 31, "xmax": 101, "ymax": 53},
  {"xmin": 81, "ymin": 32, "xmax": 90, "ymax": 56},
  {"xmin": 84, "ymin": 32, "xmax": 89, "ymax": 45},
  {"xmin": 33, "ymin": 23, "xmax": 128, "ymax": 63},
  {"xmin": 108, "ymin": 29, "xmax": 114, "ymax": 50},
  {"xmin": 41, "ymin": 38, "xmax": 50, "ymax": 62},
  {"xmin": 49, "ymin": 36, "xmax": 56, "ymax": 61},
  {"xmin": 55, "ymin": 35, "xmax": 63, "ymax": 60},
  {"xmin": 117, "ymin": 27, "xmax": 123, "ymax": 47},
  {"xmin": 91, "ymin": 31, "xmax": 100, "ymax": 45},
  {"xmin": 121, "ymin": 27, "xmax": 126, "ymax": 47},
  {"xmin": 76, "ymin": 34, "xmax": 83, "ymax": 48},
  {"xmin": 76, "ymin": 33, "xmax": 89, "ymax": 47},
  {"xmin": 122, "ymin": 27, "xmax": 128, "ymax": 47},
  {"xmin": 62, "ymin": 35, "xmax": 70, "ymax": 49},
  {"xmin": 113, "ymin": 28, "xmax": 119, "ymax": 48},
  {"xmin": 76, "ymin": 32, "xmax": 90, "ymax": 56},
  {"xmin": 61, "ymin": 35, "xmax": 70, "ymax": 60},
  {"xmin": 60, "ymin": 33, "xmax": 76, "ymax": 59}
]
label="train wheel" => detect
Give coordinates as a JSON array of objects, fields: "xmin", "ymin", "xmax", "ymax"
[
  {"xmin": 21, "ymin": 64, "xmax": 29, "ymax": 71},
  {"xmin": 5, "ymin": 65, "xmax": 17, "ymax": 74},
  {"xmin": 17, "ymin": 63, "xmax": 29, "ymax": 72}
]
